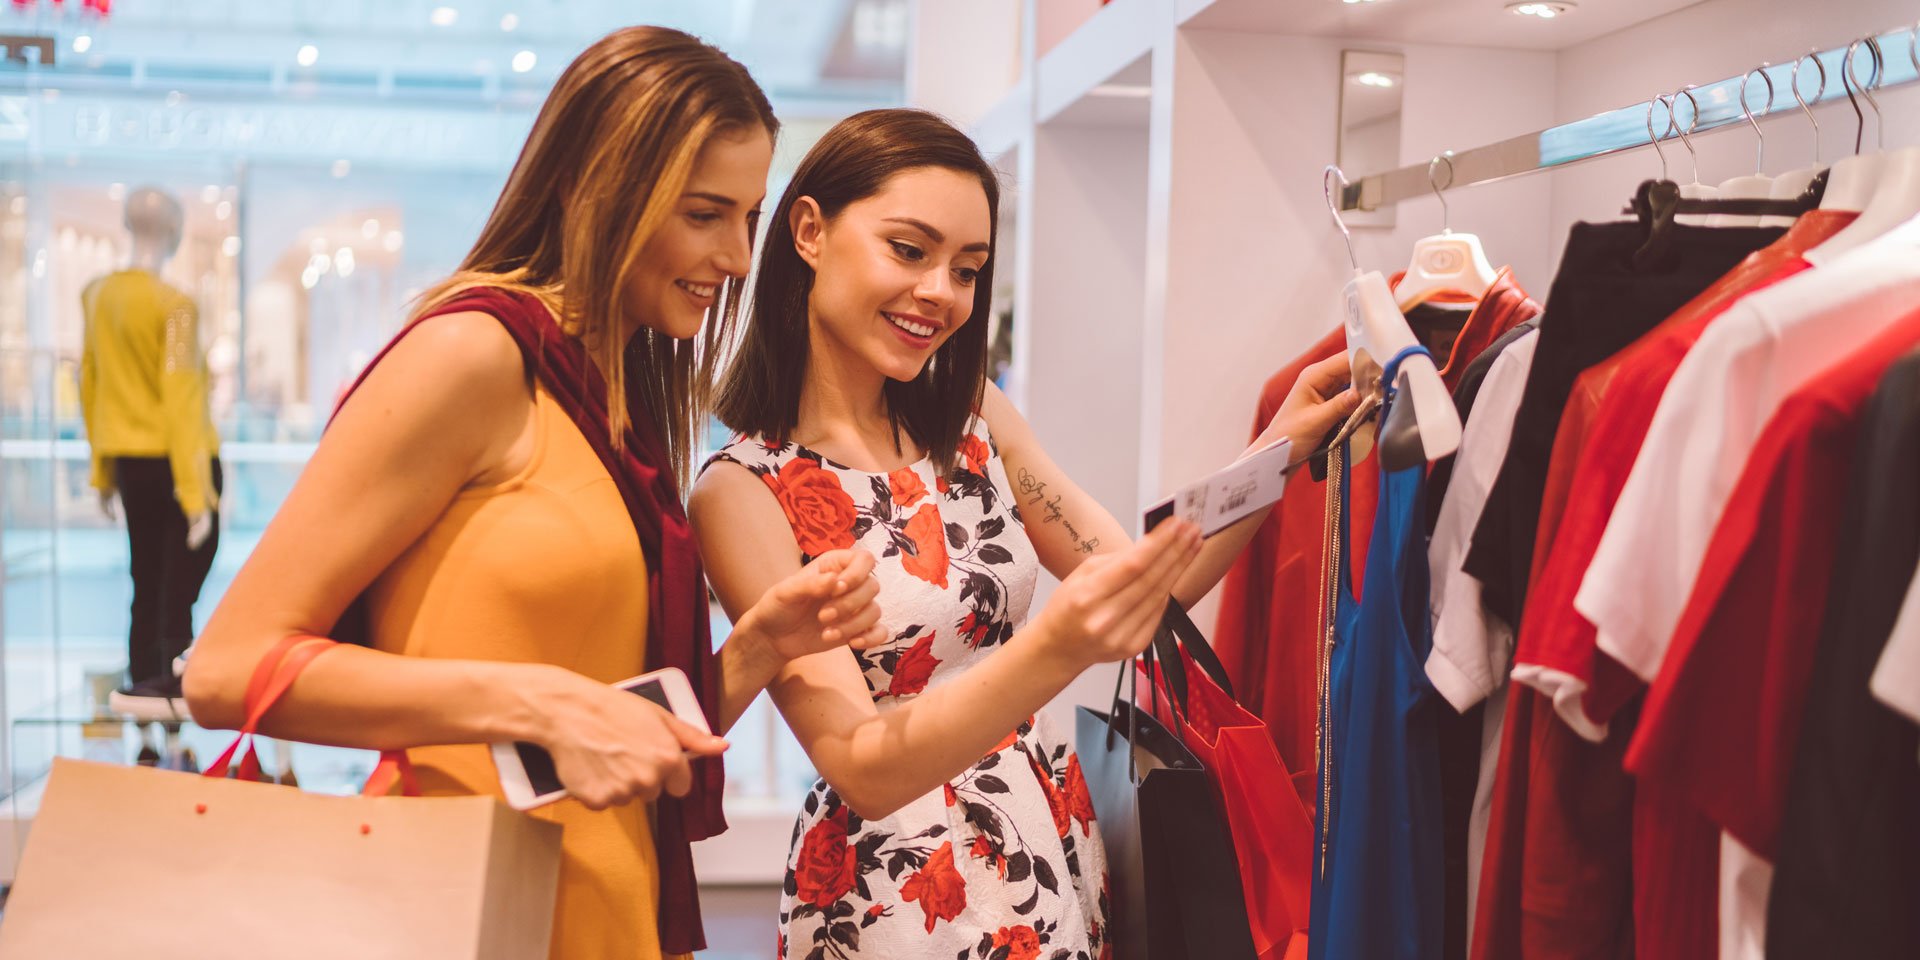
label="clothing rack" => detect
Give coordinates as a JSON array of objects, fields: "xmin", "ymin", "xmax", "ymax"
[{"xmin": 1339, "ymin": 24, "xmax": 1920, "ymax": 212}]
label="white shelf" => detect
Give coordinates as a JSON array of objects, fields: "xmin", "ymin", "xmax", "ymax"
[{"xmin": 1034, "ymin": 0, "xmax": 1168, "ymax": 124}]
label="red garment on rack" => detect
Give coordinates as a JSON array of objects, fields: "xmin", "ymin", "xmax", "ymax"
[
  {"xmin": 1628, "ymin": 306, "xmax": 1920, "ymax": 859},
  {"xmin": 1469, "ymin": 213, "xmax": 1856, "ymax": 960},
  {"xmin": 1512, "ymin": 211, "xmax": 1858, "ymax": 730},
  {"xmin": 1212, "ymin": 270, "xmax": 1538, "ymax": 806}
]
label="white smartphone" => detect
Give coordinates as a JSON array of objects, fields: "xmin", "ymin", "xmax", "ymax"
[{"xmin": 491, "ymin": 666, "xmax": 710, "ymax": 811}]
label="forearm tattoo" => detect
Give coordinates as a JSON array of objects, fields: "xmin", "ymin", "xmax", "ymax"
[{"xmin": 1017, "ymin": 467, "xmax": 1099, "ymax": 554}]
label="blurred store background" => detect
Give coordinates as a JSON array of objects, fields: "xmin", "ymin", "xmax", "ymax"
[{"xmin": 0, "ymin": 2, "xmax": 907, "ymax": 935}]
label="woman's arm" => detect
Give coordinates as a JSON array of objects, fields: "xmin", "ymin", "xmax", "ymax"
[
  {"xmin": 691, "ymin": 460, "xmax": 1200, "ymax": 821},
  {"xmin": 984, "ymin": 356, "xmax": 1355, "ymax": 608},
  {"xmin": 708, "ymin": 547, "xmax": 887, "ymax": 736},
  {"xmin": 184, "ymin": 313, "xmax": 724, "ymax": 810}
]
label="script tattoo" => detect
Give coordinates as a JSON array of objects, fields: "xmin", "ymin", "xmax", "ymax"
[{"xmin": 1017, "ymin": 467, "xmax": 1099, "ymax": 554}]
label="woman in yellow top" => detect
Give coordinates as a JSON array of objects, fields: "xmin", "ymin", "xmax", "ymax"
[{"xmin": 185, "ymin": 27, "xmax": 885, "ymax": 959}]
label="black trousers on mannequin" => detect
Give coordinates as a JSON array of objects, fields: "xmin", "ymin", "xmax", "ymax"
[{"xmin": 115, "ymin": 456, "xmax": 222, "ymax": 684}]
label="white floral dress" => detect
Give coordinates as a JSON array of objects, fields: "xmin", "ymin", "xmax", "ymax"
[{"xmin": 707, "ymin": 418, "xmax": 1112, "ymax": 960}]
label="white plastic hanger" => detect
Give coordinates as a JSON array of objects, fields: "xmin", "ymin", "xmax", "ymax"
[
  {"xmin": 1709, "ymin": 67, "xmax": 1777, "ymax": 228},
  {"xmin": 1325, "ymin": 165, "xmax": 1462, "ymax": 470},
  {"xmin": 1812, "ymin": 33, "xmax": 1920, "ymax": 259},
  {"xmin": 1395, "ymin": 152, "xmax": 1499, "ymax": 310}
]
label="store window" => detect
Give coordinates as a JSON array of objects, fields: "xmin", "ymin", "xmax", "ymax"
[{"xmin": 0, "ymin": 5, "xmax": 902, "ymax": 863}]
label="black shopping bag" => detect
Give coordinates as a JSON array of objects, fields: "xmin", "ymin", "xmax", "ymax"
[{"xmin": 1078, "ymin": 651, "xmax": 1257, "ymax": 960}]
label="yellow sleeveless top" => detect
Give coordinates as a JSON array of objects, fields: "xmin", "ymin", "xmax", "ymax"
[{"xmin": 366, "ymin": 382, "xmax": 683, "ymax": 960}]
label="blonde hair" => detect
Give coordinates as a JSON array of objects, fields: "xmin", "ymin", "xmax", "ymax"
[{"xmin": 415, "ymin": 26, "xmax": 776, "ymax": 486}]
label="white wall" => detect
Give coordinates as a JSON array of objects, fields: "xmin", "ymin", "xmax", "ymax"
[
  {"xmin": 906, "ymin": 0, "xmax": 1024, "ymax": 129},
  {"xmin": 1141, "ymin": 31, "xmax": 1556, "ymax": 624},
  {"xmin": 1549, "ymin": 0, "xmax": 1920, "ymax": 270}
]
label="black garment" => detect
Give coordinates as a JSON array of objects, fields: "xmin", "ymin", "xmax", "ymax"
[
  {"xmin": 1766, "ymin": 347, "xmax": 1920, "ymax": 958},
  {"xmin": 1462, "ymin": 221, "xmax": 1783, "ymax": 627},
  {"xmin": 1426, "ymin": 315, "xmax": 1542, "ymax": 534},
  {"xmin": 116, "ymin": 456, "xmax": 223, "ymax": 683}
]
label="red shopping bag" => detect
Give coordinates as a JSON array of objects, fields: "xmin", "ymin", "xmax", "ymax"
[{"xmin": 1137, "ymin": 605, "xmax": 1315, "ymax": 960}]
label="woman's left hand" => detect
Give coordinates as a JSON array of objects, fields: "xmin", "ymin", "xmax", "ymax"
[
  {"xmin": 739, "ymin": 548, "xmax": 886, "ymax": 662},
  {"xmin": 1263, "ymin": 352, "xmax": 1361, "ymax": 465}
]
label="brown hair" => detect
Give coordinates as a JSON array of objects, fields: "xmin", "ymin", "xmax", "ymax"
[
  {"xmin": 714, "ymin": 108, "xmax": 1000, "ymax": 476},
  {"xmin": 415, "ymin": 26, "xmax": 776, "ymax": 486}
]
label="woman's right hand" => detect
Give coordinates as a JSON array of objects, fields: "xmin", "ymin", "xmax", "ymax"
[
  {"xmin": 531, "ymin": 668, "xmax": 730, "ymax": 811},
  {"xmin": 1031, "ymin": 518, "xmax": 1203, "ymax": 670}
]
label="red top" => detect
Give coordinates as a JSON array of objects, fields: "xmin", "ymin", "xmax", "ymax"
[
  {"xmin": 1212, "ymin": 270, "xmax": 1538, "ymax": 805},
  {"xmin": 1627, "ymin": 305, "xmax": 1920, "ymax": 858},
  {"xmin": 1470, "ymin": 212, "xmax": 1856, "ymax": 960},
  {"xmin": 1512, "ymin": 210, "xmax": 1859, "ymax": 729}
]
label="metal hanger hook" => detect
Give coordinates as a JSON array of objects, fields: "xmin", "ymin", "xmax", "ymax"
[
  {"xmin": 1790, "ymin": 49, "xmax": 1825, "ymax": 164},
  {"xmin": 1739, "ymin": 64, "xmax": 1774, "ymax": 173},
  {"xmin": 1911, "ymin": 21, "xmax": 1919, "ymax": 80},
  {"xmin": 1427, "ymin": 152, "xmax": 1457, "ymax": 234},
  {"xmin": 1645, "ymin": 94, "xmax": 1673, "ymax": 181},
  {"xmin": 1671, "ymin": 85, "xmax": 1705, "ymax": 185},
  {"xmin": 1842, "ymin": 36, "xmax": 1884, "ymax": 154},
  {"xmin": 1324, "ymin": 164, "xmax": 1359, "ymax": 270}
]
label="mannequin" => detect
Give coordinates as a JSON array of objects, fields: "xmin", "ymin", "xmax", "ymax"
[{"xmin": 82, "ymin": 186, "xmax": 224, "ymax": 739}]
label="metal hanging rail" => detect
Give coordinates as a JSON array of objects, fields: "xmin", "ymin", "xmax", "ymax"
[{"xmin": 1339, "ymin": 24, "xmax": 1920, "ymax": 212}]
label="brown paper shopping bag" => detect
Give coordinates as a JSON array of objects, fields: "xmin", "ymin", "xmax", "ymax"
[{"xmin": 0, "ymin": 637, "xmax": 563, "ymax": 960}]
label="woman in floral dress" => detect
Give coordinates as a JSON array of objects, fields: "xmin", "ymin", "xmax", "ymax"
[{"xmin": 690, "ymin": 109, "xmax": 1357, "ymax": 960}]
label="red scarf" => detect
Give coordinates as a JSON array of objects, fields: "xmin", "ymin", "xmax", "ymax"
[{"xmin": 334, "ymin": 286, "xmax": 722, "ymax": 952}]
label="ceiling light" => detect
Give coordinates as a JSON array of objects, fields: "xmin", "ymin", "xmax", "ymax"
[
  {"xmin": 500, "ymin": 13, "xmax": 520, "ymax": 32},
  {"xmin": 222, "ymin": 235, "xmax": 240, "ymax": 257},
  {"xmin": 430, "ymin": 6, "xmax": 459, "ymax": 27},
  {"xmin": 201, "ymin": 185, "xmax": 220, "ymax": 204},
  {"xmin": 361, "ymin": 218, "xmax": 380, "ymax": 239},
  {"xmin": 511, "ymin": 50, "xmax": 537, "ymax": 73},
  {"xmin": 215, "ymin": 200, "xmax": 232, "ymax": 221},
  {"xmin": 1342, "ymin": 0, "xmax": 1385, "ymax": 5},
  {"xmin": 383, "ymin": 230, "xmax": 404, "ymax": 253},
  {"xmin": 107, "ymin": 183, "xmax": 125, "ymax": 202},
  {"xmin": 1507, "ymin": 1, "xmax": 1575, "ymax": 18},
  {"xmin": 1350, "ymin": 71, "xmax": 1400, "ymax": 88},
  {"xmin": 331, "ymin": 159, "xmax": 351, "ymax": 178},
  {"xmin": 72, "ymin": 34, "xmax": 91, "ymax": 54},
  {"xmin": 1090, "ymin": 83, "xmax": 1151, "ymax": 99},
  {"xmin": 296, "ymin": 44, "xmax": 319, "ymax": 67}
]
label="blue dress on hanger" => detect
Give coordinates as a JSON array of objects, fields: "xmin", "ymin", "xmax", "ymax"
[{"xmin": 1309, "ymin": 347, "xmax": 1445, "ymax": 960}]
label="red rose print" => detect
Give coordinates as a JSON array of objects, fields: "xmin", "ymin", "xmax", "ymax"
[
  {"xmin": 865, "ymin": 904, "xmax": 889, "ymax": 921},
  {"xmin": 943, "ymin": 782, "xmax": 957, "ymax": 807},
  {"xmin": 900, "ymin": 841, "xmax": 967, "ymax": 933},
  {"xmin": 792, "ymin": 805, "xmax": 858, "ymax": 908},
  {"xmin": 959, "ymin": 433, "xmax": 992, "ymax": 476},
  {"xmin": 936, "ymin": 474, "xmax": 950, "ymax": 494},
  {"xmin": 1064, "ymin": 754, "xmax": 1097, "ymax": 833},
  {"xmin": 884, "ymin": 632, "xmax": 941, "ymax": 698},
  {"xmin": 899, "ymin": 503, "xmax": 950, "ymax": 588},
  {"xmin": 1032, "ymin": 755, "xmax": 1070, "ymax": 838},
  {"xmin": 888, "ymin": 466, "xmax": 928, "ymax": 508},
  {"xmin": 993, "ymin": 925, "xmax": 1042, "ymax": 960},
  {"xmin": 968, "ymin": 835, "xmax": 1006, "ymax": 878},
  {"xmin": 762, "ymin": 458, "xmax": 857, "ymax": 556},
  {"xmin": 959, "ymin": 609, "xmax": 992, "ymax": 649}
]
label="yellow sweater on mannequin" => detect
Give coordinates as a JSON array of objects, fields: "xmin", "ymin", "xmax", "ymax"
[{"xmin": 80, "ymin": 269, "xmax": 221, "ymax": 516}]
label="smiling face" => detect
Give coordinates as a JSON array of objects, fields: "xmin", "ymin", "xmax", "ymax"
[
  {"xmin": 624, "ymin": 125, "xmax": 773, "ymax": 341},
  {"xmin": 791, "ymin": 166, "xmax": 992, "ymax": 383}
]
